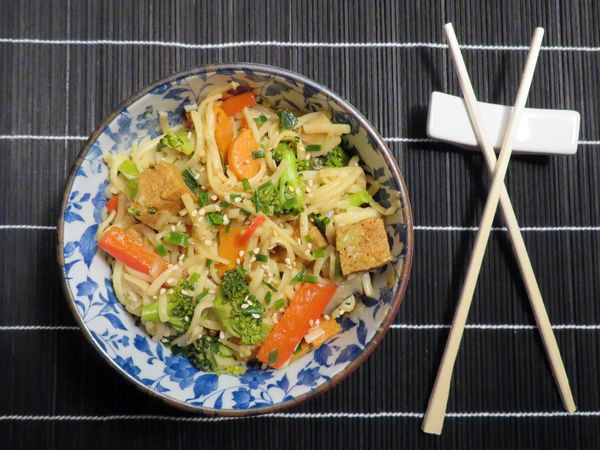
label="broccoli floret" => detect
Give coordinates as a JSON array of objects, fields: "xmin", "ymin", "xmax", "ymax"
[
  {"xmin": 213, "ymin": 267, "xmax": 270, "ymax": 345},
  {"xmin": 311, "ymin": 213, "xmax": 331, "ymax": 234},
  {"xmin": 319, "ymin": 146, "xmax": 348, "ymax": 168},
  {"xmin": 272, "ymin": 141, "xmax": 312, "ymax": 171},
  {"xmin": 175, "ymin": 335, "xmax": 246, "ymax": 375},
  {"xmin": 157, "ymin": 130, "xmax": 192, "ymax": 155},
  {"xmin": 254, "ymin": 142, "xmax": 305, "ymax": 216},
  {"xmin": 296, "ymin": 158, "xmax": 313, "ymax": 171},
  {"xmin": 141, "ymin": 274, "xmax": 203, "ymax": 335}
]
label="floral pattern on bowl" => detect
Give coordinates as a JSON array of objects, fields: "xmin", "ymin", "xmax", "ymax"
[{"xmin": 57, "ymin": 63, "xmax": 413, "ymax": 414}]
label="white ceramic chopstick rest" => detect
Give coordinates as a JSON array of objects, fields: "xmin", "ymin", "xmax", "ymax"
[{"xmin": 427, "ymin": 91, "xmax": 580, "ymax": 155}]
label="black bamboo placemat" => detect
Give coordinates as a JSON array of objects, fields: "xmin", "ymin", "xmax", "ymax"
[{"xmin": 2, "ymin": 1, "xmax": 600, "ymax": 448}]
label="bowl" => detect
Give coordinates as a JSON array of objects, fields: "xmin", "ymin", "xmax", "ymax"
[{"xmin": 57, "ymin": 63, "xmax": 413, "ymax": 415}]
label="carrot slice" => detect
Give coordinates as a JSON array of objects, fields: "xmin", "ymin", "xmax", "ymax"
[
  {"xmin": 106, "ymin": 196, "xmax": 119, "ymax": 214},
  {"xmin": 216, "ymin": 225, "xmax": 247, "ymax": 276},
  {"xmin": 221, "ymin": 92, "xmax": 256, "ymax": 116},
  {"xmin": 98, "ymin": 227, "xmax": 170, "ymax": 277},
  {"xmin": 227, "ymin": 128, "xmax": 260, "ymax": 179},
  {"xmin": 214, "ymin": 106, "xmax": 234, "ymax": 159},
  {"xmin": 257, "ymin": 282, "xmax": 337, "ymax": 368},
  {"xmin": 311, "ymin": 317, "xmax": 342, "ymax": 348}
]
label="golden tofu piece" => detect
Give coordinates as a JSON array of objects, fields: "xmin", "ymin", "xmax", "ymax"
[
  {"xmin": 308, "ymin": 225, "xmax": 328, "ymax": 249},
  {"xmin": 133, "ymin": 162, "xmax": 195, "ymax": 229},
  {"xmin": 335, "ymin": 217, "xmax": 391, "ymax": 275}
]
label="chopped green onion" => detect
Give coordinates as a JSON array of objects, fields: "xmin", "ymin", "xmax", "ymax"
[
  {"xmin": 252, "ymin": 150, "xmax": 265, "ymax": 159},
  {"xmin": 125, "ymin": 179, "xmax": 139, "ymax": 200},
  {"xmin": 239, "ymin": 208, "xmax": 252, "ymax": 217},
  {"xmin": 268, "ymin": 349, "xmax": 279, "ymax": 365},
  {"xmin": 272, "ymin": 298, "xmax": 286, "ymax": 310},
  {"xmin": 262, "ymin": 280, "xmax": 277, "ymax": 292},
  {"xmin": 264, "ymin": 291, "xmax": 272, "ymax": 305},
  {"xmin": 164, "ymin": 231, "xmax": 189, "ymax": 247},
  {"xmin": 305, "ymin": 144, "xmax": 322, "ymax": 152},
  {"xmin": 225, "ymin": 221, "xmax": 232, "ymax": 234},
  {"xmin": 206, "ymin": 212, "xmax": 224, "ymax": 227},
  {"xmin": 276, "ymin": 109, "xmax": 298, "ymax": 130},
  {"xmin": 147, "ymin": 207, "xmax": 157, "ymax": 215},
  {"xmin": 257, "ymin": 180, "xmax": 273, "ymax": 191},
  {"xmin": 242, "ymin": 178, "xmax": 251, "ymax": 191},
  {"xmin": 312, "ymin": 249, "xmax": 325, "ymax": 258},
  {"xmin": 254, "ymin": 114, "xmax": 268, "ymax": 126},
  {"xmin": 301, "ymin": 274, "xmax": 319, "ymax": 283},
  {"xmin": 304, "ymin": 234, "xmax": 312, "ymax": 244},
  {"xmin": 118, "ymin": 160, "xmax": 139, "ymax": 180},
  {"xmin": 259, "ymin": 136, "xmax": 269, "ymax": 148},
  {"xmin": 290, "ymin": 270, "xmax": 305, "ymax": 284},
  {"xmin": 255, "ymin": 254, "xmax": 268, "ymax": 263},
  {"xmin": 293, "ymin": 342, "xmax": 303, "ymax": 354},
  {"xmin": 198, "ymin": 191, "xmax": 209, "ymax": 207},
  {"xmin": 181, "ymin": 168, "xmax": 202, "ymax": 197},
  {"xmin": 205, "ymin": 258, "xmax": 213, "ymax": 268},
  {"xmin": 127, "ymin": 206, "xmax": 141, "ymax": 216},
  {"xmin": 188, "ymin": 272, "xmax": 200, "ymax": 287},
  {"xmin": 196, "ymin": 289, "xmax": 209, "ymax": 301},
  {"xmin": 219, "ymin": 201, "xmax": 231, "ymax": 208},
  {"xmin": 156, "ymin": 242, "xmax": 168, "ymax": 257}
]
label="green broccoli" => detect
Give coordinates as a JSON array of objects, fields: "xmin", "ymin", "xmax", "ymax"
[
  {"xmin": 157, "ymin": 130, "xmax": 192, "ymax": 155},
  {"xmin": 174, "ymin": 335, "xmax": 246, "ymax": 375},
  {"xmin": 254, "ymin": 142, "xmax": 305, "ymax": 216},
  {"xmin": 272, "ymin": 141, "xmax": 312, "ymax": 171},
  {"xmin": 318, "ymin": 146, "xmax": 348, "ymax": 168},
  {"xmin": 213, "ymin": 267, "xmax": 270, "ymax": 345},
  {"xmin": 311, "ymin": 213, "xmax": 331, "ymax": 234},
  {"xmin": 141, "ymin": 273, "xmax": 204, "ymax": 335}
]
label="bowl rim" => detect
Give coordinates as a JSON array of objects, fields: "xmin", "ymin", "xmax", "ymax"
[{"xmin": 56, "ymin": 62, "xmax": 414, "ymax": 416}]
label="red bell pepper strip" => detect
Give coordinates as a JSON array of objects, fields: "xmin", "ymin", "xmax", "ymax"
[
  {"xmin": 257, "ymin": 282, "xmax": 337, "ymax": 368},
  {"xmin": 106, "ymin": 196, "xmax": 119, "ymax": 214},
  {"xmin": 221, "ymin": 92, "xmax": 256, "ymax": 116},
  {"xmin": 240, "ymin": 214, "xmax": 265, "ymax": 245}
]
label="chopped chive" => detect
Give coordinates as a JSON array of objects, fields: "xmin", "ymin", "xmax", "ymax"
[
  {"xmin": 254, "ymin": 114, "xmax": 268, "ymax": 126},
  {"xmin": 268, "ymin": 349, "xmax": 279, "ymax": 365},
  {"xmin": 312, "ymin": 248, "xmax": 326, "ymax": 258},
  {"xmin": 219, "ymin": 201, "xmax": 231, "ymax": 208},
  {"xmin": 205, "ymin": 258, "xmax": 213, "ymax": 268},
  {"xmin": 272, "ymin": 298, "xmax": 286, "ymax": 310},
  {"xmin": 304, "ymin": 234, "xmax": 312, "ymax": 244},
  {"xmin": 252, "ymin": 150, "xmax": 265, "ymax": 159},
  {"xmin": 290, "ymin": 270, "xmax": 305, "ymax": 284},
  {"xmin": 156, "ymin": 242, "xmax": 168, "ymax": 257},
  {"xmin": 181, "ymin": 168, "xmax": 202, "ymax": 197},
  {"xmin": 198, "ymin": 191, "xmax": 209, "ymax": 207},
  {"xmin": 305, "ymin": 144, "xmax": 322, "ymax": 152},
  {"xmin": 264, "ymin": 291, "xmax": 272, "ymax": 305},
  {"xmin": 164, "ymin": 231, "xmax": 189, "ymax": 247},
  {"xmin": 206, "ymin": 212, "xmax": 224, "ymax": 226},
  {"xmin": 257, "ymin": 180, "xmax": 272, "ymax": 191},
  {"xmin": 239, "ymin": 208, "xmax": 252, "ymax": 217},
  {"xmin": 293, "ymin": 342, "xmax": 303, "ymax": 354},
  {"xmin": 262, "ymin": 280, "xmax": 277, "ymax": 292},
  {"xmin": 255, "ymin": 254, "xmax": 268, "ymax": 263},
  {"xmin": 196, "ymin": 289, "xmax": 209, "ymax": 301},
  {"xmin": 301, "ymin": 274, "xmax": 319, "ymax": 283},
  {"xmin": 242, "ymin": 178, "xmax": 251, "ymax": 191},
  {"xmin": 229, "ymin": 193, "xmax": 241, "ymax": 201},
  {"xmin": 225, "ymin": 221, "xmax": 232, "ymax": 234}
]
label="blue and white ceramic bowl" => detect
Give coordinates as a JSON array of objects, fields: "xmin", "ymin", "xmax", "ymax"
[{"xmin": 57, "ymin": 63, "xmax": 413, "ymax": 415}]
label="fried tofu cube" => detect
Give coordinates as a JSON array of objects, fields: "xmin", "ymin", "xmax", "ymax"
[
  {"xmin": 335, "ymin": 217, "xmax": 391, "ymax": 275},
  {"xmin": 308, "ymin": 225, "xmax": 328, "ymax": 249},
  {"xmin": 132, "ymin": 162, "xmax": 195, "ymax": 229}
]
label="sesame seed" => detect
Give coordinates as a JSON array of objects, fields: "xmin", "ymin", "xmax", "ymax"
[
  {"xmin": 236, "ymin": 258, "xmax": 241, "ymax": 264},
  {"xmin": 211, "ymin": 195, "xmax": 218, "ymax": 201},
  {"xmin": 167, "ymin": 278, "xmax": 175, "ymax": 285},
  {"xmin": 247, "ymin": 298, "xmax": 253, "ymax": 305},
  {"xmin": 193, "ymin": 172, "xmax": 200, "ymax": 180},
  {"xmin": 176, "ymin": 221, "xmax": 182, "ymax": 227},
  {"xmin": 315, "ymin": 319, "xmax": 320, "ymax": 326},
  {"xmin": 284, "ymin": 258, "xmax": 291, "ymax": 265},
  {"xmin": 250, "ymin": 256, "xmax": 256, "ymax": 263},
  {"xmin": 238, "ymin": 250, "xmax": 245, "ymax": 257},
  {"xmin": 305, "ymin": 154, "xmax": 310, "ymax": 160},
  {"xmin": 170, "ymin": 225, "xmax": 176, "ymax": 232},
  {"xmin": 241, "ymin": 303, "xmax": 249, "ymax": 309},
  {"xmin": 184, "ymin": 316, "xmax": 190, "ymax": 322},
  {"xmin": 252, "ymin": 313, "xmax": 260, "ymax": 319},
  {"xmin": 272, "ymin": 313, "xmax": 279, "ymax": 324},
  {"xmin": 178, "ymin": 254, "xmax": 185, "ymax": 261},
  {"xmin": 199, "ymin": 208, "xmax": 206, "ymax": 216},
  {"xmin": 307, "ymin": 180, "xmax": 314, "ymax": 187},
  {"xmin": 223, "ymin": 215, "xmax": 229, "ymax": 224},
  {"xmin": 253, "ymin": 247, "xmax": 260, "ymax": 254},
  {"xmin": 215, "ymin": 205, "xmax": 221, "ymax": 212},
  {"xmin": 324, "ymin": 315, "xmax": 330, "ymax": 321},
  {"xmin": 234, "ymin": 197, "xmax": 242, "ymax": 203},
  {"xmin": 159, "ymin": 288, "xmax": 166, "ymax": 295},
  {"xmin": 307, "ymin": 243, "xmax": 312, "ymax": 249},
  {"xmin": 204, "ymin": 239, "xmax": 212, "ymax": 246},
  {"xmin": 219, "ymin": 331, "xmax": 225, "ymax": 339},
  {"xmin": 191, "ymin": 210, "xmax": 198, "ymax": 217}
]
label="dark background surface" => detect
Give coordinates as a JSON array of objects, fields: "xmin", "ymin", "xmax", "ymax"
[{"xmin": 2, "ymin": 1, "xmax": 600, "ymax": 449}]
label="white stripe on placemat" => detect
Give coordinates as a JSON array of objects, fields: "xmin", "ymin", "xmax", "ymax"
[
  {"xmin": 4, "ymin": 37, "xmax": 600, "ymax": 52},
  {"xmin": 0, "ymin": 225, "xmax": 56, "ymax": 230},
  {"xmin": 0, "ymin": 411, "xmax": 599, "ymax": 421},
  {"xmin": 0, "ymin": 325, "xmax": 79, "ymax": 331}
]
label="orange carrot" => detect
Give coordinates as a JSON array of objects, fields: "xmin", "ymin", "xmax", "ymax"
[
  {"xmin": 221, "ymin": 92, "xmax": 256, "ymax": 116},
  {"xmin": 311, "ymin": 317, "xmax": 342, "ymax": 348},
  {"xmin": 227, "ymin": 128, "xmax": 261, "ymax": 179},
  {"xmin": 214, "ymin": 106, "xmax": 234, "ymax": 159},
  {"xmin": 98, "ymin": 227, "xmax": 170, "ymax": 277},
  {"xmin": 257, "ymin": 282, "xmax": 337, "ymax": 368},
  {"xmin": 106, "ymin": 196, "xmax": 119, "ymax": 214},
  {"xmin": 216, "ymin": 225, "xmax": 247, "ymax": 276}
]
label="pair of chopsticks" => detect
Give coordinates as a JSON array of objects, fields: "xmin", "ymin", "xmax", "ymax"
[{"xmin": 422, "ymin": 23, "xmax": 576, "ymax": 435}]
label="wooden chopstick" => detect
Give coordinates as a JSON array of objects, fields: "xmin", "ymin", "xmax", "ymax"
[
  {"xmin": 421, "ymin": 25, "xmax": 548, "ymax": 435},
  {"xmin": 440, "ymin": 23, "xmax": 576, "ymax": 415}
]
